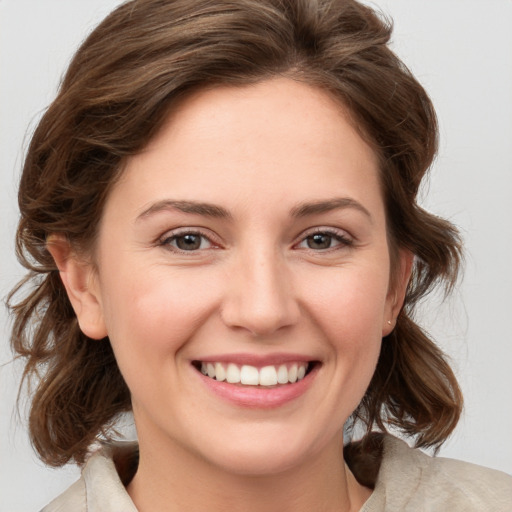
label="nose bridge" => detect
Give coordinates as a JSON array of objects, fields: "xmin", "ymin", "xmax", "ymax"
[{"xmin": 221, "ymin": 242, "xmax": 299, "ymax": 336}]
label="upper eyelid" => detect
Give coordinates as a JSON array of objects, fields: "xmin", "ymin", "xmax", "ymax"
[
  {"xmin": 296, "ymin": 226, "xmax": 353, "ymax": 240},
  {"xmin": 159, "ymin": 226, "xmax": 216, "ymax": 240}
]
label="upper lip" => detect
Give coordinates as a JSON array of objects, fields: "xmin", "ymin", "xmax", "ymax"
[{"xmin": 192, "ymin": 353, "xmax": 318, "ymax": 367}]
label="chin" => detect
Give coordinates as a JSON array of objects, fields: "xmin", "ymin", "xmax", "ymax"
[
  {"xmin": 191, "ymin": 426, "xmax": 333, "ymax": 477},
  {"xmin": 204, "ymin": 444, "xmax": 307, "ymax": 477}
]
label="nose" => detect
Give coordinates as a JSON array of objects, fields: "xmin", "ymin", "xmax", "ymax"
[{"xmin": 220, "ymin": 248, "xmax": 300, "ymax": 337}]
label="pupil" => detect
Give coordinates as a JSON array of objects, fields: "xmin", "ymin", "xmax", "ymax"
[
  {"xmin": 177, "ymin": 234, "xmax": 201, "ymax": 250},
  {"xmin": 308, "ymin": 233, "xmax": 331, "ymax": 249}
]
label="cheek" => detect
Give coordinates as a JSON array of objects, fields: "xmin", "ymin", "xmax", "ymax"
[
  {"xmin": 99, "ymin": 268, "xmax": 220, "ymax": 382},
  {"xmin": 305, "ymin": 263, "xmax": 390, "ymax": 341},
  {"xmin": 302, "ymin": 264, "xmax": 388, "ymax": 398}
]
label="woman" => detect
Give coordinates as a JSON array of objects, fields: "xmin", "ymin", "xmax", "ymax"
[{"xmin": 9, "ymin": 0, "xmax": 512, "ymax": 510}]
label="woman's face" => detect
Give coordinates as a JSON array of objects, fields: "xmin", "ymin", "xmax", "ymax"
[{"xmin": 72, "ymin": 78, "xmax": 407, "ymax": 475}]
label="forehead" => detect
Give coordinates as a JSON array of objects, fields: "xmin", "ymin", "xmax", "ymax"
[
  {"xmin": 148, "ymin": 77, "xmax": 376, "ymax": 164},
  {"xmin": 107, "ymin": 77, "xmax": 382, "ymax": 221}
]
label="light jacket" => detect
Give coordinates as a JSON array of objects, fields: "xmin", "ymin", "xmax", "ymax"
[{"xmin": 41, "ymin": 435, "xmax": 512, "ymax": 511}]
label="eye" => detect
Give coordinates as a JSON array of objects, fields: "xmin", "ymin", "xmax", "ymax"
[
  {"xmin": 296, "ymin": 229, "xmax": 353, "ymax": 251},
  {"xmin": 160, "ymin": 231, "xmax": 214, "ymax": 252}
]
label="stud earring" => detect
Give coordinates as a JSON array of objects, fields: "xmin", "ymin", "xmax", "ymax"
[{"xmin": 387, "ymin": 319, "xmax": 393, "ymax": 325}]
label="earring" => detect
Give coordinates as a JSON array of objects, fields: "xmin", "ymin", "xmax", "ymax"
[{"xmin": 387, "ymin": 319, "xmax": 393, "ymax": 325}]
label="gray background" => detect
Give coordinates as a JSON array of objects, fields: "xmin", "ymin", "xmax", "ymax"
[{"xmin": 1, "ymin": 1, "xmax": 511, "ymax": 510}]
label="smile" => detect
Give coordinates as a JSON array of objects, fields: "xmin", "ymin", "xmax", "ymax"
[
  {"xmin": 193, "ymin": 358, "xmax": 320, "ymax": 408},
  {"xmin": 198, "ymin": 362, "xmax": 310, "ymax": 387}
]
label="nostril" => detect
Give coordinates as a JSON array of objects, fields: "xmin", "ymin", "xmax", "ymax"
[
  {"xmin": 219, "ymin": 268, "xmax": 300, "ymax": 336},
  {"xmin": 220, "ymin": 303, "xmax": 300, "ymax": 337}
]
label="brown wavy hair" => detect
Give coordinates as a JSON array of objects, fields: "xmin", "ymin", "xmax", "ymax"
[{"xmin": 9, "ymin": 0, "xmax": 463, "ymax": 467}]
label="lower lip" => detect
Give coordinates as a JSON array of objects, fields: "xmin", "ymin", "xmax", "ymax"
[{"xmin": 195, "ymin": 364, "xmax": 319, "ymax": 409}]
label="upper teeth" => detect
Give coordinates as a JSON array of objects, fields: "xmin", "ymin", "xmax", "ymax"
[{"xmin": 200, "ymin": 362, "xmax": 308, "ymax": 386}]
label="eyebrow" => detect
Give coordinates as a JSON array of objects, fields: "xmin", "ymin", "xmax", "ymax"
[
  {"xmin": 290, "ymin": 197, "xmax": 372, "ymax": 221},
  {"xmin": 137, "ymin": 200, "xmax": 232, "ymax": 221},
  {"xmin": 136, "ymin": 197, "xmax": 371, "ymax": 222}
]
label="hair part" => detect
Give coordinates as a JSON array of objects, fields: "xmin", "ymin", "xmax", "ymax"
[{"xmin": 10, "ymin": 0, "xmax": 462, "ymax": 466}]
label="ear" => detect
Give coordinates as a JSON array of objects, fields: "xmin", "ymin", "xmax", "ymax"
[
  {"xmin": 47, "ymin": 235, "xmax": 108, "ymax": 340},
  {"xmin": 382, "ymin": 249, "xmax": 414, "ymax": 337}
]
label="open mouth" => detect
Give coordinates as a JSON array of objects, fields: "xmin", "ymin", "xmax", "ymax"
[{"xmin": 192, "ymin": 361, "xmax": 317, "ymax": 387}]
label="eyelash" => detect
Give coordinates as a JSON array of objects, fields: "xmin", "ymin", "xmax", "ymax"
[
  {"xmin": 294, "ymin": 228, "xmax": 353, "ymax": 252},
  {"xmin": 158, "ymin": 229, "xmax": 218, "ymax": 253},
  {"xmin": 157, "ymin": 227, "xmax": 353, "ymax": 254}
]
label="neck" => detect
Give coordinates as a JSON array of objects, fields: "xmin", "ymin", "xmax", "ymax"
[{"xmin": 127, "ymin": 433, "xmax": 371, "ymax": 512}]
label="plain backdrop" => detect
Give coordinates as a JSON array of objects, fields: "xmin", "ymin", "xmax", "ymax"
[{"xmin": 1, "ymin": 1, "xmax": 511, "ymax": 510}]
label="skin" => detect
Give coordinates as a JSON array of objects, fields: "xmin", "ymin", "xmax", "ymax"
[{"xmin": 49, "ymin": 77, "xmax": 411, "ymax": 512}]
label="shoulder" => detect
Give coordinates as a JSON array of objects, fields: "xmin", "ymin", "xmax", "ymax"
[
  {"xmin": 363, "ymin": 435, "xmax": 512, "ymax": 512},
  {"xmin": 39, "ymin": 478, "xmax": 86, "ymax": 512},
  {"xmin": 40, "ymin": 442, "xmax": 138, "ymax": 512}
]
